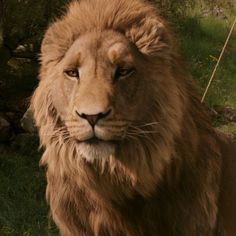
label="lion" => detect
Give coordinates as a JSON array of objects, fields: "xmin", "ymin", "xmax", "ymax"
[{"xmin": 30, "ymin": 0, "xmax": 236, "ymax": 235}]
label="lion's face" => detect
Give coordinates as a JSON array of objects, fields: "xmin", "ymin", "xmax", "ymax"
[
  {"xmin": 33, "ymin": 0, "xmax": 185, "ymax": 165},
  {"xmin": 48, "ymin": 31, "xmax": 151, "ymax": 160}
]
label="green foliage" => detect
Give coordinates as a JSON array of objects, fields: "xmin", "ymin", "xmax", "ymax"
[
  {"xmin": 203, "ymin": 0, "xmax": 234, "ymax": 10},
  {"xmin": 2, "ymin": 0, "xmax": 69, "ymax": 50},
  {"xmin": 154, "ymin": 0, "xmax": 195, "ymax": 16},
  {"xmin": 154, "ymin": 0, "xmax": 235, "ymax": 16}
]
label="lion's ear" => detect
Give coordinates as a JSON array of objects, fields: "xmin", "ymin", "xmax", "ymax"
[{"xmin": 126, "ymin": 17, "xmax": 171, "ymax": 56}]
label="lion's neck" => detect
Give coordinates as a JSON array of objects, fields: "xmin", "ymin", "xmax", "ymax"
[{"xmin": 43, "ymin": 108, "xmax": 223, "ymax": 236}]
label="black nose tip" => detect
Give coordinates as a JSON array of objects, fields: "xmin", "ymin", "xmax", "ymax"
[{"xmin": 76, "ymin": 109, "xmax": 111, "ymax": 126}]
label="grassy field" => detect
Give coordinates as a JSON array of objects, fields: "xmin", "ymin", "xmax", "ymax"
[
  {"xmin": 177, "ymin": 16, "xmax": 236, "ymax": 108},
  {"xmin": 0, "ymin": 9, "xmax": 236, "ymax": 236},
  {"xmin": 0, "ymin": 152, "xmax": 58, "ymax": 236},
  {"xmin": 175, "ymin": 10, "xmax": 236, "ymax": 136}
]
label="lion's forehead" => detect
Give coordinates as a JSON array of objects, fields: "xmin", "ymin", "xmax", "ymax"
[{"xmin": 64, "ymin": 31, "xmax": 133, "ymax": 67}]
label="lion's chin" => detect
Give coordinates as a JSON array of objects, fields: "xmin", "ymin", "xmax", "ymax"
[{"xmin": 77, "ymin": 138, "xmax": 117, "ymax": 162}]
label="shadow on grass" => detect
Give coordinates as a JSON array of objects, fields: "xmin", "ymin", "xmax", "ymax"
[{"xmin": 0, "ymin": 151, "xmax": 58, "ymax": 236}]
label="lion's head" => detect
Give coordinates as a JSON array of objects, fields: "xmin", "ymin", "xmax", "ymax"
[{"xmin": 31, "ymin": 0, "xmax": 195, "ymax": 197}]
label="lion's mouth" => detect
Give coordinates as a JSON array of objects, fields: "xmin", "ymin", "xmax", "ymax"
[
  {"xmin": 84, "ymin": 137, "xmax": 103, "ymax": 145},
  {"xmin": 82, "ymin": 136, "xmax": 119, "ymax": 146}
]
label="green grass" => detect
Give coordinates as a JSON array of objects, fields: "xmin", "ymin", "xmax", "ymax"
[
  {"xmin": 175, "ymin": 10, "xmax": 236, "ymax": 136},
  {"xmin": 176, "ymin": 15, "xmax": 236, "ymax": 108},
  {"xmin": 217, "ymin": 122, "xmax": 236, "ymax": 137},
  {"xmin": 0, "ymin": 152, "xmax": 58, "ymax": 236}
]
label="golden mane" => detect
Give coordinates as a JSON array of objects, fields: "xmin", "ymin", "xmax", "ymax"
[{"xmin": 31, "ymin": 0, "xmax": 236, "ymax": 235}]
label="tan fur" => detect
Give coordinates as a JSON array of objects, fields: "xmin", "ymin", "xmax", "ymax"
[{"xmin": 31, "ymin": 0, "xmax": 236, "ymax": 235}]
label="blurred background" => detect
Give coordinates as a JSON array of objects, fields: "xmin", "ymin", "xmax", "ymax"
[{"xmin": 0, "ymin": 0, "xmax": 235, "ymax": 235}]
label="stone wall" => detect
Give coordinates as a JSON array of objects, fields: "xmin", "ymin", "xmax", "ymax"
[{"xmin": 0, "ymin": 0, "xmax": 67, "ymax": 146}]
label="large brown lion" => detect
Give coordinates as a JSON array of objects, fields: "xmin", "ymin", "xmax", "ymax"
[{"xmin": 31, "ymin": 0, "xmax": 236, "ymax": 235}]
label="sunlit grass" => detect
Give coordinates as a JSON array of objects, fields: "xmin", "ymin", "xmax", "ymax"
[
  {"xmin": 217, "ymin": 122, "xmax": 236, "ymax": 138},
  {"xmin": 177, "ymin": 13, "xmax": 236, "ymax": 108}
]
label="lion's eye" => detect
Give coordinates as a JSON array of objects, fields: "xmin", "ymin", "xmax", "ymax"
[
  {"xmin": 64, "ymin": 69, "xmax": 79, "ymax": 79},
  {"xmin": 114, "ymin": 67, "xmax": 135, "ymax": 81}
]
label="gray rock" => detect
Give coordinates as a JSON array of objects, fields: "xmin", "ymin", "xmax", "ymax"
[
  {"xmin": 0, "ymin": 116, "xmax": 11, "ymax": 142},
  {"xmin": 21, "ymin": 108, "xmax": 37, "ymax": 133},
  {"xmin": 216, "ymin": 107, "xmax": 236, "ymax": 122}
]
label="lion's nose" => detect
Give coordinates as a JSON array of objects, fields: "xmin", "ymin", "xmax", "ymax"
[{"xmin": 76, "ymin": 109, "xmax": 111, "ymax": 127}]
